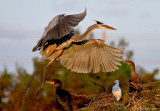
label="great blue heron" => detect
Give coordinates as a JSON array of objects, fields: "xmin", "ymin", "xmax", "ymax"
[
  {"xmin": 124, "ymin": 61, "xmax": 143, "ymax": 93},
  {"xmin": 45, "ymin": 79, "xmax": 73, "ymax": 111},
  {"xmin": 24, "ymin": 9, "xmax": 125, "ymax": 95},
  {"xmin": 112, "ymin": 80, "xmax": 122, "ymax": 101}
]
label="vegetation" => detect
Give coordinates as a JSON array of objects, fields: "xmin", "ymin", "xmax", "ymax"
[{"xmin": 0, "ymin": 31, "xmax": 159, "ymax": 110}]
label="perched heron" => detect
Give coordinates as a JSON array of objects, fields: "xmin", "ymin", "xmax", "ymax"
[
  {"xmin": 45, "ymin": 79, "xmax": 73, "ymax": 111},
  {"xmin": 124, "ymin": 61, "xmax": 143, "ymax": 93},
  {"xmin": 112, "ymin": 80, "xmax": 122, "ymax": 101},
  {"xmin": 24, "ymin": 9, "xmax": 125, "ymax": 95}
]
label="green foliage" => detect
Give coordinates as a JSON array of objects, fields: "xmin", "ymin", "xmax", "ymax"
[{"xmin": 0, "ymin": 68, "xmax": 12, "ymax": 87}]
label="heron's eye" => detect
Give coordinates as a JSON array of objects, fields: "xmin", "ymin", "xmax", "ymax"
[{"xmin": 45, "ymin": 42, "xmax": 48, "ymax": 45}]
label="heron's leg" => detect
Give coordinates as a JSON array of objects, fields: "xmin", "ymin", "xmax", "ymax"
[
  {"xmin": 23, "ymin": 44, "xmax": 57, "ymax": 95},
  {"xmin": 23, "ymin": 60, "xmax": 43, "ymax": 95},
  {"xmin": 36, "ymin": 49, "xmax": 63, "ymax": 95},
  {"xmin": 43, "ymin": 44, "xmax": 57, "ymax": 60}
]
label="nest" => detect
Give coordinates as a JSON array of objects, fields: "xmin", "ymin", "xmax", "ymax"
[{"xmin": 78, "ymin": 81, "xmax": 160, "ymax": 111}]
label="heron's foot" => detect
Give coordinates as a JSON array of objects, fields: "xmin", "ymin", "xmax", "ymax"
[{"xmin": 36, "ymin": 87, "xmax": 43, "ymax": 96}]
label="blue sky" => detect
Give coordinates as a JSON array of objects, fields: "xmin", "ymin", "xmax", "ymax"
[{"xmin": 0, "ymin": 0, "xmax": 160, "ymax": 78}]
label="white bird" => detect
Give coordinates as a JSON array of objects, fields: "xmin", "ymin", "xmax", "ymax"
[{"xmin": 112, "ymin": 80, "xmax": 122, "ymax": 101}]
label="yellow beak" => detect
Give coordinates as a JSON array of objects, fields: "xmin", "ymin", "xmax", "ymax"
[
  {"xmin": 103, "ymin": 25, "xmax": 116, "ymax": 30},
  {"xmin": 123, "ymin": 61, "xmax": 130, "ymax": 65},
  {"xmin": 45, "ymin": 81, "xmax": 55, "ymax": 85}
]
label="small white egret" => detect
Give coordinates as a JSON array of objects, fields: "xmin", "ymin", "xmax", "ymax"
[{"xmin": 112, "ymin": 80, "xmax": 122, "ymax": 101}]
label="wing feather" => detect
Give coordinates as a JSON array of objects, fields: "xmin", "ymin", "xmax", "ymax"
[
  {"xmin": 57, "ymin": 39, "xmax": 125, "ymax": 73},
  {"xmin": 42, "ymin": 10, "xmax": 86, "ymax": 44},
  {"xmin": 106, "ymin": 49, "xmax": 121, "ymax": 70},
  {"xmin": 33, "ymin": 10, "xmax": 86, "ymax": 51}
]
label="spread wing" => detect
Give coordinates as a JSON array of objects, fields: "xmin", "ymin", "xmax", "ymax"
[
  {"xmin": 58, "ymin": 39, "xmax": 125, "ymax": 73},
  {"xmin": 33, "ymin": 9, "xmax": 86, "ymax": 51},
  {"xmin": 43, "ymin": 9, "xmax": 86, "ymax": 41}
]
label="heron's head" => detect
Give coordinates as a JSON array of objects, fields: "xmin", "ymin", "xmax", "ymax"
[
  {"xmin": 124, "ymin": 61, "xmax": 135, "ymax": 67},
  {"xmin": 114, "ymin": 80, "xmax": 119, "ymax": 84},
  {"xmin": 45, "ymin": 79, "xmax": 62, "ymax": 89},
  {"xmin": 94, "ymin": 20, "xmax": 116, "ymax": 30}
]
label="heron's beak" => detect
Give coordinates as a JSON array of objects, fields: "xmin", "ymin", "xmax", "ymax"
[
  {"xmin": 45, "ymin": 81, "xmax": 55, "ymax": 85},
  {"xmin": 103, "ymin": 24, "xmax": 116, "ymax": 30}
]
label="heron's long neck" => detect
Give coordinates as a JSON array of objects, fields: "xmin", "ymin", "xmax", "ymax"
[
  {"xmin": 130, "ymin": 64, "xmax": 136, "ymax": 76},
  {"xmin": 116, "ymin": 82, "xmax": 119, "ymax": 86},
  {"xmin": 71, "ymin": 25, "xmax": 97, "ymax": 42}
]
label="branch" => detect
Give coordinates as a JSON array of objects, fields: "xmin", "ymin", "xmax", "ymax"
[{"xmin": 90, "ymin": 80, "xmax": 106, "ymax": 92}]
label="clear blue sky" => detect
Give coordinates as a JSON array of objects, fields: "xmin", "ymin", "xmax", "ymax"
[{"xmin": 0, "ymin": 0, "xmax": 160, "ymax": 78}]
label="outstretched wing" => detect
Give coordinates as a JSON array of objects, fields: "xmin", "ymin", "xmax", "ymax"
[
  {"xmin": 58, "ymin": 39, "xmax": 125, "ymax": 73},
  {"xmin": 33, "ymin": 9, "xmax": 86, "ymax": 51},
  {"xmin": 35, "ymin": 10, "xmax": 86, "ymax": 47},
  {"xmin": 43, "ymin": 9, "xmax": 86, "ymax": 41}
]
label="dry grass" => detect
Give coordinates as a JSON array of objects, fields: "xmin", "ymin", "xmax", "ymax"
[{"xmin": 78, "ymin": 81, "xmax": 160, "ymax": 111}]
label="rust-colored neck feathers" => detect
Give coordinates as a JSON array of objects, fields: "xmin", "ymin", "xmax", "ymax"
[
  {"xmin": 127, "ymin": 61, "xmax": 142, "ymax": 83},
  {"xmin": 129, "ymin": 63, "xmax": 136, "ymax": 76}
]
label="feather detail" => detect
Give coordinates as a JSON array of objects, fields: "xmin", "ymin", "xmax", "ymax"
[{"xmin": 57, "ymin": 39, "xmax": 125, "ymax": 73}]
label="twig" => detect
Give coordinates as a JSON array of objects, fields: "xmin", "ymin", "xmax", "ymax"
[{"xmin": 90, "ymin": 80, "xmax": 106, "ymax": 92}]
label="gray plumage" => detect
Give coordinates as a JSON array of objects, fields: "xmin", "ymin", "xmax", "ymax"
[
  {"xmin": 25, "ymin": 10, "xmax": 126, "ymax": 97},
  {"xmin": 33, "ymin": 10, "xmax": 125, "ymax": 73},
  {"xmin": 33, "ymin": 9, "xmax": 87, "ymax": 51}
]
